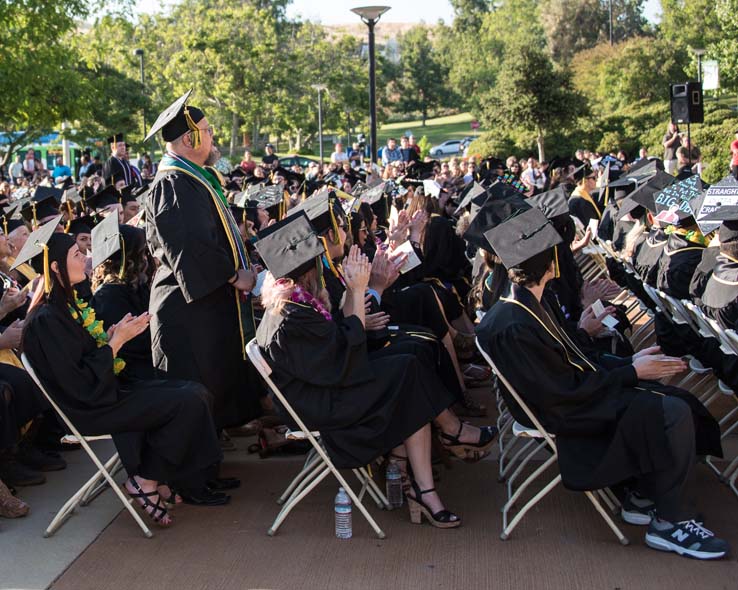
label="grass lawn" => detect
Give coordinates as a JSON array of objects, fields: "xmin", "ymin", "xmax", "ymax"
[{"xmin": 378, "ymin": 112, "xmax": 484, "ymax": 147}]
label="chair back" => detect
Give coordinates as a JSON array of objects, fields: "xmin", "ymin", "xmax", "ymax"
[
  {"xmin": 20, "ymin": 353, "xmax": 88, "ymax": 445},
  {"xmin": 683, "ymin": 301, "xmax": 720, "ymax": 342},
  {"xmin": 475, "ymin": 338, "xmax": 557, "ymax": 454},
  {"xmin": 641, "ymin": 282, "xmax": 664, "ymax": 313}
]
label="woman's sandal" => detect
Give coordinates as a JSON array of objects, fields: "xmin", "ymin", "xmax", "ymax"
[
  {"xmin": 157, "ymin": 484, "xmax": 183, "ymax": 509},
  {"xmin": 406, "ymin": 479, "xmax": 460, "ymax": 529},
  {"xmin": 123, "ymin": 478, "xmax": 172, "ymax": 527},
  {"xmin": 439, "ymin": 422, "xmax": 498, "ymax": 463}
]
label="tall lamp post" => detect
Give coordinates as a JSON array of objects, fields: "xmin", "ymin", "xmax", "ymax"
[
  {"xmin": 693, "ymin": 48, "xmax": 706, "ymax": 83},
  {"xmin": 311, "ymin": 84, "xmax": 327, "ymax": 163},
  {"xmin": 351, "ymin": 5, "xmax": 390, "ymax": 165},
  {"xmin": 134, "ymin": 49, "xmax": 146, "ymax": 141}
]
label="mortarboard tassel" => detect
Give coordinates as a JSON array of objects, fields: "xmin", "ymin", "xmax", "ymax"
[
  {"xmin": 553, "ymin": 245, "xmax": 560, "ymax": 279},
  {"xmin": 328, "ymin": 199, "xmax": 341, "ymax": 245},
  {"xmin": 65, "ymin": 202, "xmax": 73, "ymax": 233},
  {"xmin": 183, "ymin": 106, "xmax": 201, "ymax": 149},
  {"xmin": 32, "ymin": 202, "xmax": 38, "ymax": 230},
  {"xmin": 119, "ymin": 236, "xmax": 126, "ymax": 280},
  {"xmin": 40, "ymin": 243, "xmax": 51, "ymax": 294},
  {"xmin": 2, "ymin": 217, "xmax": 7, "ymax": 236}
]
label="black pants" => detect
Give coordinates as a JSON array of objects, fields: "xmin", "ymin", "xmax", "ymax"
[
  {"xmin": 638, "ymin": 396, "xmax": 695, "ymax": 521},
  {"xmin": 731, "ymin": 165, "xmax": 738, "ymax": 181}
]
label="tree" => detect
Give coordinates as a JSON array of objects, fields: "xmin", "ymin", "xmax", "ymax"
[
  {"xmin": 449, "ymin": 0, "xmax": 491, "ymax": 33},
  {"xmin": 393, "ymin": 27, "xmax": 452, "ymax": 126},
  {"xmin": 480, "ymin": 43, "xmax": 587, "ymax": 161}
]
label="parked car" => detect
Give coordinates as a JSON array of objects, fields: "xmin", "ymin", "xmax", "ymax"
[
  {"xmin": 278, "ymin": 155, "xmax": 320, "ymax": 169},
  {"xmin": 429, "ymin": 140, "xmax": 462, "ymax": 158}
]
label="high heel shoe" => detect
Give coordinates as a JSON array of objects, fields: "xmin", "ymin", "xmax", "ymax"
[
  {"xmin": 0, "ymin": 477, "xmax": 29, "ymax": 518},
  {"xmin": 406, "ymin": 480, "xmax": 460, "ymax": 529},
  {"xmin": 439, "ymin": 422, "xmax": 497, "ymax": 462}
]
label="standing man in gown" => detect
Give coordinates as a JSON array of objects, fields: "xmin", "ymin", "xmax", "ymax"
[{"xmin": 143, "ymin": 90, "xmax": 261, "ymax": 441}]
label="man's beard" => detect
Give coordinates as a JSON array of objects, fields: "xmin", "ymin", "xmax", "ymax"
[{"xmin": 204, "ymin": 145, "xmax": 221, "ymax": 167}]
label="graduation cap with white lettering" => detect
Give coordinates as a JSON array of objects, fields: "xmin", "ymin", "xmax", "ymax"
[
  {"xmin": 653, "ymin": 175, "xmax": 709, "ymax": 226},
  {"xmin": 485, "ymin": 207, "xmax": 563, "ymax": 272},
  {"xmin": 254, "ymin": 212, "xmax": 326, "ymax": 280},
  {"xmin": 695, "ymin": 175, "xmax": 738, "ymax": 234}
]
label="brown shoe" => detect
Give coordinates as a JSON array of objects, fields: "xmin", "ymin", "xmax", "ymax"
[{"xmin": 0, "ymin": 478, "xmax": 29, "ymax": 518}]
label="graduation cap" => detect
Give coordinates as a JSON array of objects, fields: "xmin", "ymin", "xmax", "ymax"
[
  {"xmin": 119, "ymin": 185, "xmax": 139, "ymax": 206},
  {"xmin": 244, "ymin": 185, "xmax": 283, "ymax": 210},
  {"xmin": 485, "ymin": 207, "xmax": 563, "ymax": 271},
  {"xmin": 86, "ymin": 184, "xmax": 121, "ymax": 211},
  {"xmin": 144, "ymin": 89, "xmax": 206, "ymax": 146},
  {"xmin": 91, "ymin": 212, "xmax": 121, "ymax": 269},
  {"xmin": 33, "ymin": 186, "xmax": 63, "ymax": 204},
  {"xmin": 528, "ymin": 186, "xmax": 569, "ymax": 219},
  {"xmin": 572, "ymin": 164, "xmax": 593, "ymax": 183},
  {"xmin": 608, "ymin": 160, "xmax": 661, "ymax": 189},
  {"xmin": 107, "ymin": 133, "xmax": 124, "ymax": 145},
  {"xmin": 287, "ymin": 188, "xmax": 345, "ymax": 238},
  {"xmin": 695, "ymin": 175, "xmax": 738, "ymax": 234},
  {"xmin": 63, "ymin": 187, "xmax": 81, "ymax": 204},
  {"xmin": 548, "ymin": 156, "xmax": 574, "ymax": 171},
  {"xmin": 498, "ymin": 173, "xmax": 526, "ymax": 194},
  {"xmin": 624, "ymin": 171, "xmax": 676, "ymax": 216},
  {"xmin": 462, "ymin": 193, "xmax": 531, "ymax": 253},
  {"xmin": 1, "ymin": 216, "xmax": 26, "ymax": 236},
  {"xmin": 254, "ymin": 212, "xmax": 326, "ymax": 280},
  {"xmin": 359, "ymin": 182, "xmax": 386, "ymax": 205},
  {"xmin": 653, "ymin": 175, "xmax": 709, "ymax": 226},
  {"xmin": 350, "ymin": 181, "xmax": 369, "ymax": 198},
  {"xmin": 422, "ymin": 179, "xmax": 442, "ymax": 199},
  {"xmin": 404, "ymin": 160, "xmax": 438, "ymax": 180},
  {"xmin": 454, "ymin": 181, "xmax": 486, "ymax": 214},
  {"xmin": 21, "ymin": 195, "xmax": 60, "ymax": 226},
  {"xmin": 10, "ymin": 215, "xmax": 68, "ymax": 293},
  {"xmin": 67, "ymin": 216, "xmax": 97, "ymax": 236}
]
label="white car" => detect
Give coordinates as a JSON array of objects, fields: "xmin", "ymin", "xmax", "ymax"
[{"xmin": 429, "ymin": 140, "xmax": 462, "ymax": 157}]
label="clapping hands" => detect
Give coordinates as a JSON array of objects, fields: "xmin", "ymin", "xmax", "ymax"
[{"xmin": 342, "ymin": 245, "xmax": 371, "ymax": 293}]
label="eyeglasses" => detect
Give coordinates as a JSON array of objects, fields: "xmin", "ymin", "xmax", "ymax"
[
  {"xmin": 192, "ymin": 126, "xmax": 214, "ymax": 137},
  {"xmin": 359, "ymin": 226, "xmax": 368, "ymax": 232}
]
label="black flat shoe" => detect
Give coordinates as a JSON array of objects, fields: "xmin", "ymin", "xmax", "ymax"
[
  {"xmin": 179, "ymin": 488, "xmax": 231, "ymax": 506},
  {"xmin": 207, "ymin": 477, "xmax": 241, "ymax": 491}
]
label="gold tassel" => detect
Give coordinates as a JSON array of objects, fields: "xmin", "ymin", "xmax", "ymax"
[
  {"xmin": 40, "ymin": 243, "xmax": 51, "ymax": 294},
  {"xmin": 554, "ymin": 245, "xmax": 560, "ymax": 279},
  {"xmin": 328, "ymin": 199, "xmax": 340, "ymax": 245},
  {"xmin": 65, "ymin": 202, "xmax": 73, "ymax": 232},
  {"xmin": 32, "ymin": 202, "xmax": 38, "ymax": 230},
  {"xmin": 319, "ymin": 236, "xmax": 341, "ymax": 278},
  {"xmin": 118, "ymin": 236, "xmax": 126, "ymax": 279},
  {"xmin": 2, "ymin": 217, "xmax": 7, "ymax": 236},
  {"xmin": 184, "ymin": 106, "xmax": 201, "ymax": 149}
]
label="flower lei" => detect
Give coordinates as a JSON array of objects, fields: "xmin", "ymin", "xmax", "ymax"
[
  {"xmin": 68, "ymin": 292, "xmax": 126, "ymax": 375},
  {"xmin": 664, "ymin": 224, "xmax": 712, "ymax": 247},
  {"xmin": 290, "ymin": 284, "xmax": 332, "ymax": 322}
]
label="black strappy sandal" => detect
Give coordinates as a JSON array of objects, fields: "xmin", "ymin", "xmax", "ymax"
[
  {"xmin": 406, "ymin": 480, "xmax": 461, "ymax": 529},
  {"xmin": 439, "ymin": 422, "xmax": 498, "ymax": 462},
  {"xmin": 124, "ymin": 478, "xmax": 172, "ymax": 527}
]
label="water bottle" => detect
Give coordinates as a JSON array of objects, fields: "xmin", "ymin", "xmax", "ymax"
[
  {"xmin": 334, "ymin": 487, "xmax": 352, "ymax": 539},
  {"xmin": 385, "ymin": 461, "xmax": 404, "ymax": 509}
]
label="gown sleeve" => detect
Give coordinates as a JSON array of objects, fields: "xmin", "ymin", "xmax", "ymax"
[
  {"xmin": 269, "ymin": 306, "xmax": 374, "ymax": 389},
  {"xmin": 149, "ymin": 175, "xmax": 236, "ymax": 303},
  {"xmin": 23, "ymin": 307, "xmax": 119, "ymax": 409}
]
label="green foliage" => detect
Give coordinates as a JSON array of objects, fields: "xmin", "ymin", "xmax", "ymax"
[
  {"xmin": 417, "ymin": 136, "xmax": 433, "ymax": 159},
  {"xmin": 688, "ymin": 104, "xmax": 738, "ymax": 183},
  {"xmin": 467, "ymin": 132, "xmax": 517, "ymax": 159}
]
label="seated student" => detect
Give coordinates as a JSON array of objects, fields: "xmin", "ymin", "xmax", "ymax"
[
  {"xmin": 568, "ymin": 165, "xmax": 602, "ymax": 227},
  {"xmin": 476, "ymin": 207, "xmax": 728, "ymax": 560},
  {"xmin": 701, "ymin": 216, "xmax": 738, "ymax": 330},
  {"xmin": 91, "ymin": 218, "xmax": 155, "ymax": 381},
  {"xmin": 256, "ymin": 214, "xmax": 496, "ymax": 528},
  {"xmin": 18, "ymin": 219, "xmax": 225, "ymax": 527}
]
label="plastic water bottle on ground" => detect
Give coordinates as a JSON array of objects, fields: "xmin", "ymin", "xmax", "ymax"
[
  {"xmin": 335, "ymin": 487, "xmax": 352, "ymax": 539},
  {"xmin": 385, "ymin": 461, "xmax": 404, "ymax": 509}
]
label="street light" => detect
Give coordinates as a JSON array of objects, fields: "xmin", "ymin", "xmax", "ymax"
[
  {"xmin": 311, "ymin": 84, "xmax": 327, "ymax": 163},
  {"xmin": 693, "ymin": 48, "xmax": 706, "ymax": 84},
  {"xmin": 134, "ymin": 49, "xmax": 146, "ymax": 140},
  {"xmin": 351, "ymin": 5, "xmax": 390, "ymax": 165}
]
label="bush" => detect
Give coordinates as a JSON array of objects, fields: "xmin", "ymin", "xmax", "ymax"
[
  {"xmin": 417, "ymin": 135, "xmax": 433, "ymax": 159},
  {"xmin": 466, "ymin": 132, "xmax": 518, "ymax": 160}
]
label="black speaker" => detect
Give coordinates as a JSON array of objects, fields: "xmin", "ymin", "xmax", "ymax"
[{"xmin": 670, "ymin": 82, "xmax": 704, "ymax": 124}]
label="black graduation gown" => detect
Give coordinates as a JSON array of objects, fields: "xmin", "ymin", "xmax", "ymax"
[
  {"xmin": 0, "ymin": 363, "xmax": 47, "ymax": 450},
  {"xmin": 701, "ymin": 253, "xmax": 738, "ymax": 330},
  {"xmin": 656, "ymin": 233, "xmax": 706, "ymax": 300},
  {"xmin": 102, "ymin": 157, "xmax": 141, "ymax": 187},
  {"xmin": 146, "ymin": 170, "xmax": 261, "ymax": 429},
  {"xmin": 91, "ymin": 282, "xmax": 155, "ymax": 381},
  {"xmin": 475, "ymin": 284, "xmax": 721, "ymax": 491},
  {"xmin": 22, "ymin": 304, "xmax": 222, "ymax": 486},
  {"xmin": 568, "ymin": 195, "xmax": 600, "ymax": 226},
  {"xmin": 256, "ymin": 302, "xmax": 456, "ymax": 468},
  {"xmin": 634, "ymin": 228, "xmax": 667, "ymax": 287},
  {"xmin": 422, "ymin": 215, "xmax": 472, "ymax": 301},
  {"xmin": 689, "ymin": 246, "xmax": 720, "ymax": 303}
]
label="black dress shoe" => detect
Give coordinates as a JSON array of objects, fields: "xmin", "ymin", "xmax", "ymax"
[
  {"xmin": 178, "ymin": 488, "xmax": 231, "ymax": 506},
  {"xmin": 207, "ymin": 477, "xmax": 241, "ymax": 491},
  {"xmin": 17, "ymin": 444, "xmax": 67, "ymax": 472},
  {"xmin": 0, "ymin": 458, "xmax": 46, "ymax": 486}
]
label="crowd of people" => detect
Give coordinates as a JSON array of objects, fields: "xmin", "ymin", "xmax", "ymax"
[{"xmin": 0, "ymin": 99, "xmax": 735, "ymax": 560}]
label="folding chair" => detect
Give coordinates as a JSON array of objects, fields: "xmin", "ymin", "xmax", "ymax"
[
  {"xmin": 475, "ymin": 340, "xmax": 629, "ymax": 545},
  {"xmin": 245, "ymin": 339, "xmax": 387, "ymax": 539},
  {"xmin": 20, "ymin": 353, "xmax": 152, "ymax": 539}
]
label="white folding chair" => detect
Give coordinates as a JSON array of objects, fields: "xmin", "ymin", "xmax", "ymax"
[
  {"xmin": 475, "ymin": 340, "xmax": 629, "ymax": 545},
  {"xmin": 20, "ymin": 353, "xmax": 152, "ymax": 538},
  {"xmin": 245, "ymin": 339, "xmax": 387, "ymax": 538}
]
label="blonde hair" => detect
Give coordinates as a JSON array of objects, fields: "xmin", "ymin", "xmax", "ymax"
[{"xmin": 260, "ymin": 266, "xmax": 331, "ymax": 316}]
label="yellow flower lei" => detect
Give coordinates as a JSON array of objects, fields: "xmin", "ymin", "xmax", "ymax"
[{"xmin": 68, "ymin": 292, "xmax": 126, "ymax": 375}]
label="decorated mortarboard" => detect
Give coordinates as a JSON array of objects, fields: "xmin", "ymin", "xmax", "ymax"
[
  {"xmin": 359, "ymin": 182, "xmax": 386, "ymax": 205},
  {"xmin": 454, "ymin": 181, "xmax": 486, "ymax": 214},
  {"xmin": 528, "ymin": 186, "xmax": 569, "ymax": 219},
  {"xmin": 350, "ymin": 181, "xmax": 369, "ymax": 198},
  {"xmin": 498, "ymin": 173, "xmax": 526, "ymax": 194},
  {"xmin": 33, "ymin": 186, "xmax": 63, "ymax": 204},
  {"xmin": 86, "ymin": 184, "xmax": 121, "ymax": 210},
  {"xmin": 144, "ymin": 89, "xmax": 206, "ymax": 146},
  {"xmin": 245, "ymin": 185, "xmax": 284, "ymax": 209},
  {"xmin": 422, "ymin": 179, "xmax": 442, "ymax": 199},
  {"xmin": 462, "ymin": 193, "xmax": 531, "ymax": 253},
  {"xmin": 695, "ymin": 175, "xmax": 738, "ymax": 234},
  {"xmin": 21, "ymin": 195, "xmax": 60, "ymax": 225},
  {"xmin": 254, "ymin": 212, "xmax": 326, "ymax": 280},
  {"xmin": 63, "ymin": 187, "xmax": 82, "ymax": 204},
  {"xmin": 91, "ymin": 211, "xmax": 121, "ymax": 269},
  {"xmin": 67, "ymin": 216, "xmax": 97, "ymax": 236},
  {"xmin": 107, "ymin": 133, "xmax": 124, "ymax": 145},
  {"xmin": 11, "ymin": 215, "xmax": 63, "ymax": 270},
  {"xmin": 484, "ymin": 207, "xmax": 563, "ymax": 271},
  {"xmin": 653, "ymin": 175, "xmax": 709, "ymax": 226},
  {"xmin": 625, "ymin": 171, "xmax": 676, "ymax": 216}
]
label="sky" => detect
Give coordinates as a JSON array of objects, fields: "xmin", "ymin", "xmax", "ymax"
[{"xmin": 135, "ymin": 0, "xmax": 663, "ymax": 24}]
